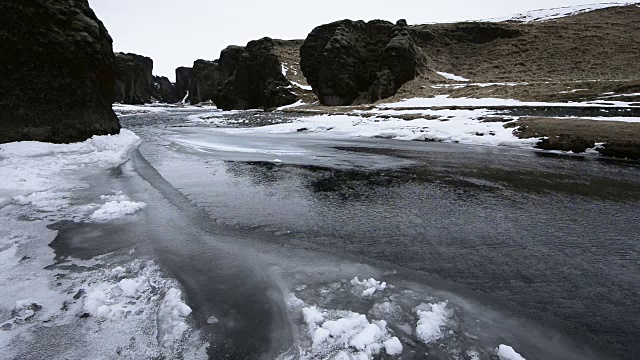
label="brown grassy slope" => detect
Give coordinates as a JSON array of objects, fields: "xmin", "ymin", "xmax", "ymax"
[
  {"xmin": 272, "ymin": 39, "xmax": 316, "ymax": 103},
  {"xmin": 423, "ymin": 5, "xmax": 640, "ymax": 82},
  {"xmin": 513, "ymin": 117, "xmax": 640, "ymax": 158},
  {"xmin": 392, "ymin": 5, "xmax": 640, "ymax": 102}
]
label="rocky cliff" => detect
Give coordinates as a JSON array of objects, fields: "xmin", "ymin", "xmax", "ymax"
[
  {"xmin": 152, "ymin": 76, "xmax": 176, "ymax": 103},
  {"xmin": 113, "ymin": 53, "xmax": 154, "ymax": 104},
  {"xmin": 178, "ymin": 38, "xmax": 299, "ymax": 109},
  {"xmin": 0, "ymin": 0, "xmax": 121, "ymax": 144},
  {"xmin": 216, "ymin": 38, "xmax": 299, "ymax": 110},
  {"xmin": 175, "ymin": 67, "xmax": 192, "ymax": 103},
  {"xmin": 189, "ymin": 60, "xmax": 222, "ymax": 104},
  {"xmin": 300, "ymin": 19, "xmax": 423, "ymax": 106}
]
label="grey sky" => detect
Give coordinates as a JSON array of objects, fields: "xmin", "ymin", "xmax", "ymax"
[{"xmin": 89, "ymin": 1, "xmax": 626, "ymax": 81}]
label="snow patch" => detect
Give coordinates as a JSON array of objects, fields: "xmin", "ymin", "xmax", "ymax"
[
  {"xmin": 497, "ymin": 344, "xmax": 527, "ymax": 360},
  {"xmin": 437, "ymin": 71, "xmax": 469, "ymax": 82},
  {"xmin": 487, "ymin": 3, "xmax": 634, "ymax": 23},
  {"xmin": 292, "ymin": 81, "xmax": 313, "ymax": 91},
  {"xmin": 277, "ymin": 100, "xmax": 305, "ymax": 111}
]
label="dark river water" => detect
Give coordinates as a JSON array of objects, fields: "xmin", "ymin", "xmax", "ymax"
[{"xmin": 55, "ymin": 109, "xmax": 640, "ymax": 359}]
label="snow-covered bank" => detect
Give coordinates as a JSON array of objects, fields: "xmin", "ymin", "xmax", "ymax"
[
  {"xmin": 184, "ymin": 95, "xmax": 639, "ymax": 155},
  {"xmin": 0, "ymin": 129, "xmax": 141, "ymax": 205},
  {"xmin": 190, "ymin": 109, "xmax": 537, "ymax": 148},
  {"xmin": 0, "ymin": 130, "xmax": 205, "ymax": 358}
]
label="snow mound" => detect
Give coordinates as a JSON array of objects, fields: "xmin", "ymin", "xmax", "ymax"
[
  {"xmin": 350, "ymin": 277, "xmax": 388, "ymax": 297},
  {"xmin": 90, "ymin": 192, "xmax": 147, "ymax": 222},
  {"xmin": 488, "ymin": 3, "xmax": 634, "ymax": 23},
  {"xmin": 158, "ymin": 288, "xmax": 193, "ymax": 345},
  {"xmin": 288, "ymin": 294, "xmax": 402, "ymax": 359},
  {"xmin": 497, "ymin": 344, "xmax": 527, "ymax": 360},
  {"xmin": 415, "ymin": 301, "xmax": 451, "ymax": 344}
]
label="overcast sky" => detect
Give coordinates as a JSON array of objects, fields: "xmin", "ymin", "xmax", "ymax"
[{"xmin": 89, "ymin": 1, "xmax": 626, "ymax": 81}]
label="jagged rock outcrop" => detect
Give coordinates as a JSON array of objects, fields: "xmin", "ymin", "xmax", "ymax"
[
  {"xmin": 215, "ymin": 38, "xmax": 298, "ymax": 110},
  {"xmin": 175, "ymin": 67, "xmax": 192, "ymax": 102},
  {"xmin": 0, "ymin": 0, "xmax": 120, "ymax": 144},
  {"xmin": 189, "ymin": 60, "xmax": 222, "ymax": 104},
  {"xmin": 152, "ymin": 76, "xmax": 176, "ymax": 103},
  {"xmin": 113, "ymin": 53, "xmax": 153, "ymax": 104},
  {"xmin": 300, "ymin": 19, "xmax": 423, "ymax": 106}
]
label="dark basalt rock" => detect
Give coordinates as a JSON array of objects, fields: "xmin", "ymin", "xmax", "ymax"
[
  {"xmin": 0, "ymin": 0, "xmax": 121, "ymax": 144},
  {"xmin": 113, "ymin": 53, "xmax": 154, "ymax": 104},
  {"xmin": 175, "ymin": 66, "xmax": 192, "ymax": 102},
  {"xmin": 219, "ymin": 45, "xmax": 245, "ymax": 82},
  {"xmin": 189, "ymin": 60, "xmax": 222, "ymax": 104},
  {"xmin": 152, "ymin": 75, "xmax": 176, "ymax": 103},
  {"xmin": 215, "ymin": 38, "xmax": 298, "ymax": 110},
  {"xmin": 300, "ymin": 19, "xmax": 423, "ymax": 106}
]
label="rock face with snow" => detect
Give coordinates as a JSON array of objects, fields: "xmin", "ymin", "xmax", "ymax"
[
  {"xmin": 0, "ymin": 0, "xmax": 121, "ymax": 144},
  {"xmin": 113, "ymin": 53, "xmax": 154, "ymax": 104},
  {"xmin": 175, "ymin": 67, "xmax": 192, "ymax": 102},
  {"xmin": 215, "ymin": 37, "xmax": 299, "ymax": 110},
  {"xmin": 300, "ymin": 19, "xmax": 423, "ymax": 106},
  {"xmin": 152, "ymin": 76, "xmax": 176, "ymax": 103}
]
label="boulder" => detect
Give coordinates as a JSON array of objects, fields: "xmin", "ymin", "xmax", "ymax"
[
  {"xmin": 0, "ymin": 0, "xmax": 121, "ymax": 144},
  {"xmin": 300, "ymin": 19, "xmax": 423, "ymax": 106},
  {"xmin": 175, "ymin": 66, "xmax": 192, "ymax": 102},
  {"xmin": 113, "ymin": 53, "xmax": 154, "ymax": 104},
  {"xmin": 189, "ymin": 60, "xmax": 222, "ymax": 104},
  {"xmin": 215, "ymin": 37, "xmax": 298, "ymax": 110},
  {"xmin": 152, "ymin": 75, "xmax": 176, "ymax": 103}
]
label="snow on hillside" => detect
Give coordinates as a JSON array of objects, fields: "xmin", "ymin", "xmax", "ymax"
[{"xmin": 488, "ymin": 2, "xmax": 637, "ymax": 23}]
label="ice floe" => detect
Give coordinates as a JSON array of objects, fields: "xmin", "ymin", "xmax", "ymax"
[
  {"xmin": 291, "ymin": 295, "xmax": 401, "ymax": 359},
  {"xmin": 90, "ymin": 192, "xmax": 147, "ymax": 222},
  {"xmin": 497, "ymin": 344, "xmax": 527, "ymax": 360},
  {"xmin": 414, "ymin": 301, "xmax": 451, "ymax": 344}
]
